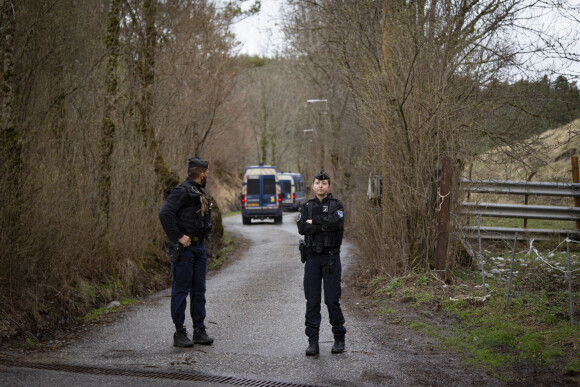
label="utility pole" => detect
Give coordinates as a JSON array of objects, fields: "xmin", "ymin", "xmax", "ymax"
[{"xmin": 306, "ymin": 99, "xmax": 331, "ymax": 173}]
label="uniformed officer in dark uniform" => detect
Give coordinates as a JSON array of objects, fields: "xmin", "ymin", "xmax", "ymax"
[
  {"xmin": 159, "ymin": 157, "xmax": 214, "ymax": 347},
  {"xmin": 297, "ymin": 169, "xmax": 346, "ymax": 356}
]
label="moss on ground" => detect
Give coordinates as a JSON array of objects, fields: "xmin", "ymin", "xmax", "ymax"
[{"xmin": 368, "ymin": 248, "xmax": 580, "ymax": 383}]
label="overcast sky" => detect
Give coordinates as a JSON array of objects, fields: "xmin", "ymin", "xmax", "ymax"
[
  {"xmin": 229, "ymin": 1, "xmax": 579, "ymax": 79},
  {"xmin": 229, "ymin": 0, "xmax": 287, "ymax": 57}
]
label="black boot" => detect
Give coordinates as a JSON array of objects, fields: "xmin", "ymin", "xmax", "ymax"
[
  {"xmin": 331, "ymin": 340, "xmax": 345, "ymax": 354},
  {"xmin": 173, "ymin": 328, "xmax": 193, "ymax": 347},
  {"xmin": 193, "ymin": 327, "xmax": 214, "ymax": 345},
  {"xmin": 305, "ymin": 341, "xmax": 319, "ymax": 356}
]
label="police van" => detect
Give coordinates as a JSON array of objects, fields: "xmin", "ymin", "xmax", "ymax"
[
  {"xmin": 241, "ymin": 165, "xmax": 283, "ymax": 224},
  {"xmin": 277, "ymin": 172, "xmax": 307, "ymax": 211}
]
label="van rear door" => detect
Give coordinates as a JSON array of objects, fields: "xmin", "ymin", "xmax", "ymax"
[
  {"xmin": 246, "ymin": 175, "xmax": 278, "ymax": 209},
  {"xmin": 280, "ymin": 179, "xmax": 293, "ymax": 204},
  {"xmin": 246, "ymin": 175, "xmax": 260, "ymax": 208},
  {"xmin": 261, "ymin": 175, "xmax": 278, "ymax": 207}
]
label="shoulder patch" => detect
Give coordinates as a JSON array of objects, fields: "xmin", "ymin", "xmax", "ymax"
[{"xmin": 337, "ymin": 210, "xmax": 344, "ymax": 219}]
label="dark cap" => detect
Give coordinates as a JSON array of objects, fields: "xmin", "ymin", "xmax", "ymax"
[
  {"xmin": 188, "ymin": 157, "xmax": 209, "ymax": 169},
  {"xmin": 314, "ymin": 168, "xmax": 330, "ymax": 181}
]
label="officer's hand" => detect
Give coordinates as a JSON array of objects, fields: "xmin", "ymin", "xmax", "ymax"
[
  {"xmin": 306, "ymin": 219, "xmax": 312, "ymax": 224},
  {"xmin": 179, "ymin": 235, "xmax": 191, "ymax": 247}
]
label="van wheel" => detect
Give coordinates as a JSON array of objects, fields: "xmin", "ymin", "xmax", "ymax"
[
  {"xmin": 275, "ymin": 215, "xmax": 283, "ymax": 224},
  {"xmin": 242, "ymin": 216, "xmax": 251, "ymax": 225}
]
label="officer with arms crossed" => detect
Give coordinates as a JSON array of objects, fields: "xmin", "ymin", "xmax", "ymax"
[
  {"xmin": 159, "ymin": 157, "xmax": 214, "ymax": 347},
  {"xmin": 297, "ymin": 169, "xmax": 346, "ymax": 356}
]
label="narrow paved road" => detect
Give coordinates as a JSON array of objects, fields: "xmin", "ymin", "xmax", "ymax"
[{"xmin": 0, "ymin": 213, "xmax": 501, "ymax": 386}]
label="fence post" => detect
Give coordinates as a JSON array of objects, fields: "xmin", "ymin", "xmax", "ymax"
[
  {"xmin": 566, "ymin": 239, "xmax": 574, "ymax": 325},
  {"xmin": 572, "ymin": 157, "xmax": 580, "ymax": 231},
  {"xmin": 504, "ymin": 232, "xmax": 518, "ymax": 313},
  {"xmin": 523, "ymin": 171, "xmax": 536, "ymax": 229},
  {"xmin": 434, "ymin": 157, "xmax": 452, "ymax": 279}
]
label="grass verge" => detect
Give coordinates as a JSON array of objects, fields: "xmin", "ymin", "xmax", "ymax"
[
  {"xmin": 208, "ymin": 231, "xmax": 239, "ymax": 271},
  {"xmin": 369, "ymin": 249, "xmax": 579, "ymax": 383},
  {"xmin": 80, "ymin": 298, "xmax": 139, "ymax": 322}
]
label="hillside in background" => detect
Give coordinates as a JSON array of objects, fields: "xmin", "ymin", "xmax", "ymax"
[
  {"xmin": 466, "ymin": 119, "xmax": 580, "ymax": 232},
  {"xmin": 470, "ymin": 119, "xmax": 580, "ymax": 183}
]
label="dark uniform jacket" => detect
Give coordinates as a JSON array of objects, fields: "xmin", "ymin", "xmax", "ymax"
[
  {"xmin": 159, "ymin": 178, "xmax": 212, "ymax": 243},
  {"xmin": 297, "ymin": 194, "xmax": 344, "ymax": 251}
]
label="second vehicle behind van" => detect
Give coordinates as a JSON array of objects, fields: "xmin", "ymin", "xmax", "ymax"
[{"xmin": 278, "ymin": 172, "xmax": 306, "ymax": 211}]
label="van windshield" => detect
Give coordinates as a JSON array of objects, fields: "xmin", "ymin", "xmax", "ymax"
[
  {"xmin": 263, "ymin": 176, "xmax": 276, "ymax": 194},
  {"xmin": 247, "ymin": 178, "xmax": 260, "ymax": 195}
]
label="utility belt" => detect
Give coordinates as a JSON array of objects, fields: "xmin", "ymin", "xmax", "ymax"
[
  {"xmin": 309, "ymin": 246, "xmax": 340, "ymax": 255},
  {"xmin": 299, "ymin": 241, "xmax": 339, "ymax": 265},
  {"xmin": 167, "ymin": 236, "xmax": 204, "ymax": 265},
  {"xmin": 188, "ymin": 235, "xmax": 204, "ymax": 246},
  {"xmin": 305, "ymin": 234, "xmax": 340, "ymax": 253}
]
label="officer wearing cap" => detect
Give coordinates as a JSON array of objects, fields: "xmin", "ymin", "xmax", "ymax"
[
  {"xmin": 297, "ymin": 168, "xmax": 346, "ymax": 356},
  {"xmin": 159, "ymin": 157, "xmax": 214, "ymax": 347}
]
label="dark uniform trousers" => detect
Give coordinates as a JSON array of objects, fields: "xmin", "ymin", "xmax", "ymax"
[
  {"xmin": 303, "ymin": 250, "xmax": 346, "ymax": 342},
  {"xmin": 171, "ymin": 243, "xmax": 207, "ymax": 329}
]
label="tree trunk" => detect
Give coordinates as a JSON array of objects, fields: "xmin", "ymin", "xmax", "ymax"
[
  {"xmin": 0, "ymin": 0, "xmax": 22, "ymax": 219},
  {"xmin": 99, "ymin": 0, "xmax": 121, "ymax": 231},
  {"xmin": 0, "ymin": 0, "xmax": 22, "ymax": 316},
  {"xmin": 138, "ymin": 0, "xmax": 178, "ymax": 192},
  {"xmin": 0, "ymin": 0, "xmax": 21, "ymax": 202}
]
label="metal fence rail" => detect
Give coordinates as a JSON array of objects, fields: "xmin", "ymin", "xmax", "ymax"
[
  {"xmin": 460, "ymin": 179, "xmax": 580, "ymax": 240},
  {"xmin": 461, "ymin": 202, "xmax": 580, "ymax": 221},
  {"xmin": 439, "ymin": 166, "xmax": 578, "ymax": 325},
  {"xmin": 461, "ymin": 226, "xmax": 579, "ymax": 241},
  {"xmin": 461, "ymin": 178, "xmax": 580, "ymax": 197}
]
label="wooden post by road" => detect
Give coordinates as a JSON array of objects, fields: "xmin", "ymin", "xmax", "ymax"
[
  {"xmin": 571, "ymin": 157, "xmax": 580, "ymax": 230},
  {"xmin": 434, "ymin": 157, "xmax": 452, "ymax": 279}
]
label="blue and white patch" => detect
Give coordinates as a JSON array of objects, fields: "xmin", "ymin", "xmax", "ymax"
[
  {"xmin": 297, "ymin": 212, "xmax": 301, "ymax": 222},
  {"xmin": 337, "ymin": 210, "xmax": 344, "ymax": 219}
]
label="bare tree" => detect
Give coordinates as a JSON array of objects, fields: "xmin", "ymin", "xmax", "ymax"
[
  {"xmin": 286, "ymin": 0, "xmax": 550, "ymax": 276},
  {"xmin": 0, "ymin": 0, "xmax": 22, "ymax": 331},
  {"xmin": 241, "ymin": 58, "xmax": 317, "ymax": 170},
  {"xmin": 0, "ymin": 0, "xmax": 246, "ymax": 338},
  {"xmin": 154, "ymin": 0, "xmax": 239, "ymax": 169},
  {"xmin": 512, "ymin": 0, "xmax": 580, "ymax": 78},
  {"xmin": 122, "ymin": 0, "xmax": 179, "ymax": 194},
  {"xmin": 0, "ymin": 0, "xmax": 20, "ymax": 223},
  {"xmin": 99, "ymin": 0, "xmax": 122, "ymax": 232}
]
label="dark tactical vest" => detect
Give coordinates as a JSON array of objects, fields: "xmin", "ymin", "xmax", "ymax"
[
  {"xmin": 176, "ymin": 181, "xmax": 212, "ymax": 239},
  {"xmin": 304, "ymin": 197, "xmax": 342, "ymax": 249}
]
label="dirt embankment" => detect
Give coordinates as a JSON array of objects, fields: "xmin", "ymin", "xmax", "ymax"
[{"xmin": 208, "ymin": 167, "xmax": 242, "ymax": 213}]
